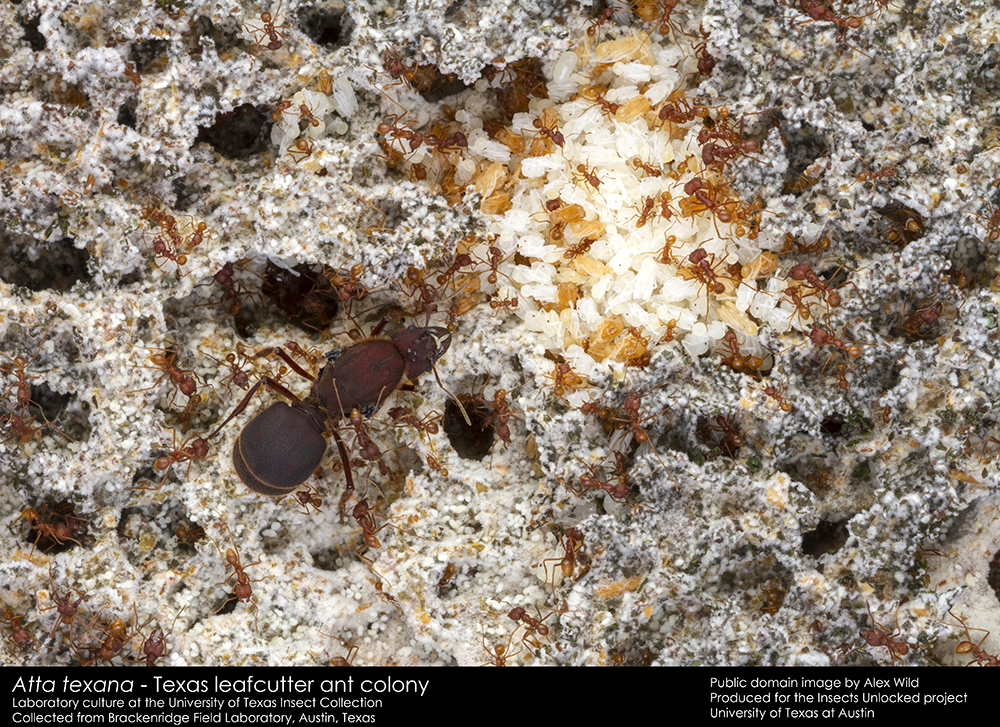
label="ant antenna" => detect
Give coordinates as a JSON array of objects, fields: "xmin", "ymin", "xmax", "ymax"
[
  {"xmin": 418, "ymin": 305, "xmax": 472, "ymax": 427},
  {"xmin": 433, "ymin": 364, "xmax": 472, "ymax": 426}
]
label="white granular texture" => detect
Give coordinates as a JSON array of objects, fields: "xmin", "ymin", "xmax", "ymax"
[{"xmin": 387, "ymin": 31, "xmax": 788, "ymax": 369}]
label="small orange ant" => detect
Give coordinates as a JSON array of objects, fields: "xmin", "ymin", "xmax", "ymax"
[
  {"xmin": 658, "ymin": 233, "xmax": 677, "ymax": 264},
  {"xmin": 351, "ymin": 498, "xmax": 427, "ymax": 586},
  {"xmin": 629, "ymin": 157, "xmax": 662, "ymax": 178},
  {"xmin": 489, "ymin": 294, "xmax": 519, "ymax": 315},
  {"xmin": 635, "ymin": 196, "xmax": 656, "ymax": 228},
  {"xmin": 507, "ymin": 604, "xmax": 557, "ymax": 652},
  {"xmin": 942, "ymin": 610, "xmax": 1000, "ymax": 667},
  {"xmin": 287, "ymin": 137, "xmax": 315, "ymax": 164},
  {"xmin": 150, "ymin": 429, "xmax": 210, "ymax": 488},
  {"xmin": 543, "ymin": 362, "xmax": 585, "ymax": 398},
  {"xmin": 585, "ymin": 6, "xmax": 615, "ymax": 44},
  {"xmin": 808, "ymin": 324, "xmax": 864, "ymax": 360},
  {"xmin": 211, "ymin": 520, "xmax": 265, "ymax": 630},
  {"xmin": 850, "ymin": 151, "xmax": 906, "ymax": 202},
  {"xmin": 575, "ymin": 163, "xmax": 605, "ymax": 199},
  {"xmin": 569, "ymin": 452, "xmax": 632, "ymax": 503},
  {"xmin": 288, "ymin": 485, "xmax": 324, "ymax": 515},
  {"xmin": 38, "ymin": 566, "xmax": 91, "ymax": 645},
  {"xmin": 853, "ymin": 601, "xmax": 917, "ymax": 665},
  {"xmin": 244, "ymin": 1, "xmax": 289, "ymax": 52},
  {"xmin": 426, "ymin": 454, "xmax": 449, "ymax": 477},
  {"xmin": 760, "ymin": 378, "xmax": 793, "ymax": 412},
  {"xmin": 564, "ymin": 237, "xmax": 596, "ymax": 260},
  {"xmin": 480, "ymin": 626, "xmax": 521, "ymax": 666},
  {"xmin": 532, "ymin": 112, "xmax": 565, "ymax": 149},
  {"xmin": 0, "ymin": 599, "xmax": 36, "ymax": 653},
  {"xmin": 541, "ymin": 528, "xmax": 585, "ymax": 598}
]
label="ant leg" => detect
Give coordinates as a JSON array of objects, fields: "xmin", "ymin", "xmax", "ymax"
[
  {"xmin": 208, "ymin": 376, "xmax": 300, "ymax": 439},
  {"xmin": 254, "ymin": 346, "xmax": 316, "ymax": 381},
  {"xmin": 333, "ymin": 427, "xmax": 356, "ymax": 523}
]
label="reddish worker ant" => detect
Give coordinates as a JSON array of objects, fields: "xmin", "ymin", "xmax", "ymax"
[
  {"xmin": 543, "ymin": 362, "xmax": 585, "ymax": 398},
  {"xmin": 150, "ymin": 428, "xmax": 210, "ymax": 489},
  {"xmin": 657, "ymin": 91, "xmax": 710, "ymax": 126},
  {"xmin": 481, "ymin": 627, "xmax": 521, "ymax": 666},
  {"xmin": 851, "ymin": 601, "xmax": 918, "ymax": 665},
  {"xmin": 38, "ymin": 567, "xmax": 91, "ymax": 646},
  {"xmin": 531, "ymin": 108, "xmax": 565, "ymax": 152},
  {"xmin": 760, "ymin": 378, "xmax": 793, "ymax": 412},
  {"xmin": 541, "ymin": 528, "xmax": 585, "ymax": 598},
  {"xmin": 898, "ymin": 299, "xmax": 946, "ymax": 339},
  {"xmin": 697, "ymin": 412, "xmax": 746, "ymax": 458},
  {"xmin": 351, "ymin": 498, "xmax": 427, "ymax": 587},
  {"xmin": 569, "ymin": 452, "xmax": 633, "ymax": 503},
  {"xmin": 716, "ymin": 328, "xmax": 763, "ymax": 374},
  {"xmin": 507, "ymin": 604, "xmax": 556, "ymax": 652},
  {"xmin": 563, "ymin": 237, "xmax": 596, "ymax": 260},
  {"xmin": 376, "ymin": 115, "xmax": 423, "ymax": 155},
  {"xmin": 579, "ymin": 84, "xmax": 620, "ymax": 118},
  {"xmin": 211, "ymin": 521, "xmax": 265, "ymax": 630},
  {"xmin": 635, "ymin": 196, "xmax": 656, "ymax": 228},
  {"xmin": 585, "ymin": 6, "xmax": 616, "ymax": 44},
  {"xmin": 850, "ymin": 151, "xmax": 906, "ymax": 202},
  {"xmin": 679, "ymin": 247, "xmax": 732, "ymax": 312},
  {"xmin": 137, "ymin": 606, "xmax": 185, "ymax": 667},
  {"xmin": 127, "ymin": 346, "xmax": 200, "ymax": 409},
  {"xmin": 942, "ymin": 610, "xmax": 1000, "ymax": 667},
  {"xmin": 629, "ymin": 156, "xmax": 662, "ymax": 178},
  {"xmin": 244, "ymin": 1, "xmax": 289, "ymax": 51},
  {"xmin": 287, "ymin": 137, "xmax": 315, "ymax": 164},
  {"xmin": 0, "ymin": 599, "xmax": 36, "ymax": 653},
  {"xmin": 22, "ymin": 503, "xmax": 90, "ymax": 553},
  {"xmin": 807, "ymin": 324, "xmax": 863, "ymax": 359},
  {"xmin": 575, "ymin": 163, "xmax": 605, "ymax": 199}
]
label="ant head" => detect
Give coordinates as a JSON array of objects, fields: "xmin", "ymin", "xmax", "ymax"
[{"xmin": 390, "ymin": 325, "xmax": 451, "ymax": 379}]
